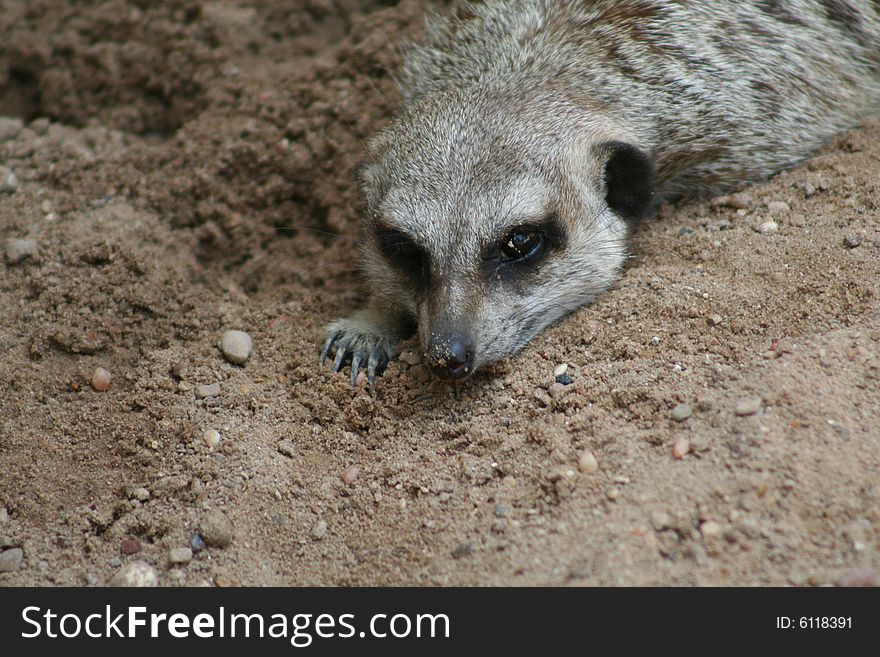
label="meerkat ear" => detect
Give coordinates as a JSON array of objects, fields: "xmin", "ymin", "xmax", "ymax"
[{"xmin": 600, "ymin": 141, "xmax": 655, "ymax": 222}]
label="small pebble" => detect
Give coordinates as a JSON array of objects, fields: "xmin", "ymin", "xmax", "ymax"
[
  {"xmin": 707, "ymin": 314, "xmax": 723, "ymax": 327},
  {"xmin": 341, "ymin": 465, "xmax": 360, "ymax": 485},
  {"xmin": 673, "ymin": 438, "xmax": 691, "ymax": 459},
  {"xmin": 399, "ymin": 350, "xmax": 422, "ymax": 366},
  {"xmin": 167, "ymin": 569, "xmax": 186, "ymax": 583},
  {"xmin": 0, "ymin": 168, "xmax": 19, "ymax": 193},
  {"xmin": 109, "ymin": 561, "xmax": 157, "ymax": 587},
  {"xmin": 203, "ymin": 429, "xmax": 221, "ymax": 449},
  {"xmin": 555, "ymin": 372, "xmax": 573, "ymax": 386},
  {"xmin": 843, "ymin": 234, "xmax": 862, "ymax": 249},
  {"xmin": 735, "ymin": 397, "xmax": 762, "ymax": 416},
  {"xmin": 553, "ymin": 363, "xmax": 568, "ymax": 378},
  {"xmin": 451, "ymin": 542, "xmax": 475, "ymax": 559},
  {"xmin": 195, "ymin": 383, "xmax": 221, "ymax": 399},
  {"xmin": 277, "ymin": 440, "xmax": 296, "ymax": 458},
  {"xmin": 700, "ymin": 521, "xmax": 722, "ymax": 539},
  {"xmin": 120, "ymin": 539, "xmax": 142, "ymax": 555},
  {"xmin": 355, "ymin": 371, "xmax": 368, "ymax": 387},
  {"xmin": 804, "ymin": 182, "xmax": 817, "ymax": 197},
  {"xmin": 606, "ymin": 488, "xmax": 620, "ymax": 501},
  {"xmin": 311, "ymin": 520, "xmax": 328, "ymax": 540},
  {"xmin": 547, "ymin": 382, "xmax": 569, "ymax": 399},
  {"xmin": 168, "ymin": 547, "xmax": 193, "ymax": 564},
  {"xmin": 766, "ymin": 201, "xmax": 790, "ymax": 214},
  {"xmin": 4, "ymin": 238, "xmax": 37, "ymax": 264},
  {"xmin": 759, "ymin": 220, "xmax": 779, "ymax": 234},
  {"xmin": 219, "ymin": 330, "xmax": 253, "ymax": 365},
  {"xmin": 0, "ymin": 508, "xmax": 7, "ymax": 523},
  {"xmin": 578, "ymin": 451, "xmax": 599, "ymax": 474},
  {"xmin": 650, "ymin": 511, "xmax": 671, "ymax": 531},
  {"xmin": 200, "ymin": 510, "xmax": 234, "ymax": 548},
  {"xmin": 91, "ymin": 367, "xmax": 112, "ymax": 391},
  {"xmin": 0, "ymin": 117, "xmax": 23, "ymax": 142},
  {"xmin": 670, "ymin": 403, "xmax": 692, "ymax": 422},
  {"xmin": 132, "ymin": 487, "xmax": 150, "ymax": 502},
  {"xmin": 789, "ymin": 214, "xmax": 806, "ymax": 227},
  {"xmin": 190, "ymin": 532, "xmax": 207, "ymax": 553},
  {"xmin": 0, "ymin": 548, "xmax": 24, "ymax": 572}
]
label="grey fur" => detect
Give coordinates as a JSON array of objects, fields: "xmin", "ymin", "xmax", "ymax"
[{"xmin": 322, "ymin": 0, "xmax": 880, "ymax": 381}]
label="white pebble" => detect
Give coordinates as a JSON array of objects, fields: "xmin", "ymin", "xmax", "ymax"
[
  {"xmin": 700, "ymin": 521, "xmax": 722, "ymax": 539},
  {"xmin": 168, "ymin": 547, "xmax": 193, "ymax": 564},
  {"xmin": 203, "ymin": 429, "xmax": 221, "ymax": 449},
  {"xmin": 109, "ymin": 561, "xmax": 158, "ymax": 587},
  {"xmin": 578, "ymin": 451, "xmax": 599, "ymax": 474},
  {"xmin": 759, "ymin": 220, "xmax": 779, "ymax": 234},
  {"xmin": 0, "ymin": 168, "xmax": 18, "ymax": 193},
  {"xmin": 735, "ymin": 397, "xmax": 762, "ymax": 416},
  {"xmin": 553, "ymin": 363, "xmax": 568, "ymax": 378},
  {"xmin": 341, "ymin": 465, "xmax": 360, "ymax": 485},
  {"xmin": 670, "ymin": 403, "xmax": 692, "ymax": 422},
  {"xmin": 195, "ymin": 383, "xmax": 221, "ymax": 399},
  {"xmin": 219, "ymin": 330, "xmax": 253, "ymax": 365},
  {"xmin": 132, "ymin": 487, "xmax": 150, "ymax": 502},
  {"xmin": 766, "ymin": 201, "xmax": 790, "ymax": 214},
  {"xmin": 4, "ymin": 238, "xmax": 37, "ymax": 264},
  {"xmin": 673, "ymin": 438, "xmax": 691, "ymax": 459},
  {"xmin": 311, "ymin": 520, "xmax": 328, "ymax": 540}
]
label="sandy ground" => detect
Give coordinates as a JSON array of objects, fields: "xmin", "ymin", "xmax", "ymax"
[{"xmin": 1, "ymin": 0, "xmax": 879, "ymax": 587}]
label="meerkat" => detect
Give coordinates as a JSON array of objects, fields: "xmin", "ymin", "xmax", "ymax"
[{"xmin": 321, "ymin": 0, "xmax": 880, "ymax": 383}]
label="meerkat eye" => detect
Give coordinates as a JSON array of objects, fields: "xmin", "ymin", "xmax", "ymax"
[
  {"xmin": 376, "ymin": 227, "xmax": 428, "ymax": 281},
  {"xmin": 500, "ymin": 226, "xmax": 545, "ymax": 261}
]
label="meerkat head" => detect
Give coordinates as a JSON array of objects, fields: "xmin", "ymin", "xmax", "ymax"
[{"xmin": 358, "ymin": 86, "xmax": 654, "ymax": 379}]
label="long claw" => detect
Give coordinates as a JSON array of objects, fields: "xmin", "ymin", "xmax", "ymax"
[
  {"xmin": 367, "ymin": 347, "xmax": 385, "ymax": 383},
  {"xmin": 320, "ymin": 332, "xmax": 338, "ymax": 365},
  {"xmin": 332, "ymin": 343, "xmax": 348, "ymax": 372},
  {"xmin": 350, "ymin": 352, "xmax": 362, "ymax": 387}
]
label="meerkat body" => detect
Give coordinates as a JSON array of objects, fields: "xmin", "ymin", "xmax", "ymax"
[{"xmin": 322, "ymin": 0, "xmax": 880, "ymax": 382}]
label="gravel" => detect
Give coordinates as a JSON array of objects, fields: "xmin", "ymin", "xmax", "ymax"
[
  {"xmin": 577, "ymin": 451, "xmax": 599, "ymax": 474},
  {"xmin": 843, "ymin": 234, "xmax": 862, "ymax": 249},
  {"xmin": 735, "ymin": 397, "xmax": 763, "ymax": 416},
  {"xmin": 200, "ymin": 510, "xmax": 234, "ymax": 548},
  {"xmin": 91, "ymin": 367, "xmax": 112, "ymax": 391},
  {"xmin": 0, "ymin": 167, "xmax": 19, "ymax": 193},
  {"xmin": 451, "ymin": 542, "xmax": 475, "ymax": 559},
  {"xmin": 341, "ymin": 465, "xmax": 360, "ymax": 485},
  {"xmin": 203, "ymin": 429, "xmax": 221, "ymax": 449},
  {"xmin": 670, "ymin": 403, "xmax": 692, "ymax": 422},
  {"xmin": 650, "ymin": 511, "xmax": 671, "ymax": 531},
  {"xmin": 311, "ymin": 520, "xmax": 328, "ymax": 540},
  {"xmin": 766, "ymin": 201, "xmax": 790, "ymax": 214},
  {"xmin": 673, "ymin": 438, "xmax": 691, "ymax": 459},
  {"xmin": 109, "ymin": 561, "xmax": 158, "ymax": 587},
  {"xmin": 0, "ymin": 547, "xmax": 24, "ymax": 572},
  {"xmin": 0, "ymin": 117, "xmax": 23, "ymax": 142},
  {"xmin": 700, "ymin": 521, "xmax": 722, "ymax": 539},
  {"xmin": 120, "ymin": 539, "xmax": 142, "ymax": 555},
  {"xmin": 168, "ymin": 547, "xmax": 193, "ymax": 564},
  {"xmin": 219, "ymin": 330, "xmax": 253, "ymax": 365},
  {"xmin": 4, "ymin": 238, "xmax": 37, "ymax": 264},
  {"xmin": 759, "ymin": 220, "xmax": 779, "ymax": 234},
  {"xmin": 195, "ymin": 383, "xmax": 221, "ymax": 398},
  {"xmin": 190, "ymin": 532, "xmax": 207, "ymax": 553},
  {"xmin": 132, "ymin": 487, "xmax": 150, "ymax": 502}
]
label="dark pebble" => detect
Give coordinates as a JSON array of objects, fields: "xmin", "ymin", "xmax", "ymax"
[
  {"xmin": 120, "ymin": 538, "xmax": 142, "ymax": 555},
  {"xmin": 190, "ymin": 531, "xmax": 207, "ymax": 553},
  {"xmin": 451, "ymin": 542, "xmax": 476, "ymax": 559},
  {"xmin": 555, "ymin": 373, "xmax": 573, "ymax": 386}
]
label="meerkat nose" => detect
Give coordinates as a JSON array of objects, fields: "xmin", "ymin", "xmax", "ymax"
[{"xmin": 427, "ymin": 333, "xmax": 475, "ymax": 380}]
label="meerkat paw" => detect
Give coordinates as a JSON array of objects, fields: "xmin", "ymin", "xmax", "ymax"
[{"xmin": 320, "ymin": 314, "xmax": 405, "ymax": 385}]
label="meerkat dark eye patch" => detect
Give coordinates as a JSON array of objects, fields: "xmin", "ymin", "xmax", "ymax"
[
  {"xmin": 601, "ymin": 141, "xmax": 655, "ymax": 223},
  {"xmin": 375, "ymin": 226, "xmax": 429, "ymax": 284}
]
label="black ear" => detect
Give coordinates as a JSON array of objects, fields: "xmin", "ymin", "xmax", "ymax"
[{"xmin": 601, "ymin": 141, "xmax": 655, "ymax": 222}]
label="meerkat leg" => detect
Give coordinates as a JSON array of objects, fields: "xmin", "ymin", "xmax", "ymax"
[{"xmin": 320, "ymin": 302, "xmax": 414, "ymax": 385}]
